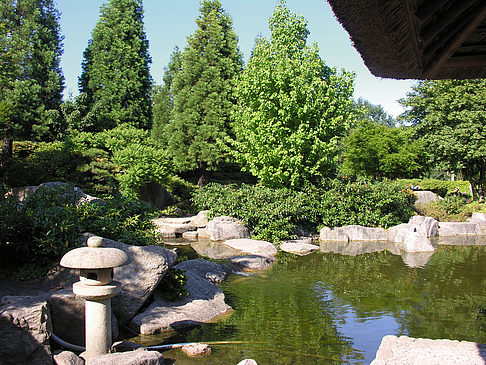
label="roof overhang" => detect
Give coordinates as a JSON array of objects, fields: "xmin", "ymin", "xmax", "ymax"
[{"xmin": 326, "ymin": 0, "xmax": 486, "ymax": 79}]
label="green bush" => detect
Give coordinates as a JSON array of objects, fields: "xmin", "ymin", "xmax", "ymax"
[
  {"xmin": 192, "ymin": 179, "xmax": 415, "ymax": 242},
  {"xmin": 399, "ymin": 179, "xmax": 471, "ymax": 198},
  {"xmin": 159, "ymin": 268, "xmax": 188, "ymax": 302}
]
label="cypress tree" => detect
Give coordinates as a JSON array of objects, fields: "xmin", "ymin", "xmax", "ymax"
[
  {"xmin": 0, "ymin": 0, "xmax": 64, "ymax": 147},
  {"xmin": 79, "ymin": 0, "xmax": 152, "ymax": 131},
  {"xmin": 164, "ymin": 0, "xmax": 243, "ymax": 186}
]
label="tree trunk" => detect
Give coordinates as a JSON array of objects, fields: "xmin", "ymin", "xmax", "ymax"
[
  {"xmin": 197, "ymin": 161, "xmax": 210, "ymax": 187},
  {"xmin": 1, "ymin": 137, "xmax": 12, "ymax": 168}
]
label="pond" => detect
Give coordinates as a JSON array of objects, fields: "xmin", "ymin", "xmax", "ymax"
[{"xmin": 131, "ymin": 241, "xmax": 486, "ymax": 364}]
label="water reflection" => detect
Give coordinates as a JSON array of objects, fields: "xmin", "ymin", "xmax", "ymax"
[{"xmin": 139, "ymin": 243, "xmax": 486, "ymax": 364}]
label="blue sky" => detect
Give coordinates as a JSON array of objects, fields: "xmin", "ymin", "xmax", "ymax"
[{"xmin": 58, "ymin": 0, "xmax": 416, "ymax": 117}]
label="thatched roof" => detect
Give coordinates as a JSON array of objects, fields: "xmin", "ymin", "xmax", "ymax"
[{"xmin": 326, "ymin": 0, "xmax": 486, "ymax": 79}]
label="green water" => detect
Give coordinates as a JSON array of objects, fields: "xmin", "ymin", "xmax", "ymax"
[{"xmin": 134, "ymin": 244, "xmax": 486, "ymax": 364}]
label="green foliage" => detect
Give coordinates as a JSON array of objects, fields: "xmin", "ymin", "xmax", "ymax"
[
  {"xmin": 159, "ymin": 268, "xmax": 188, "ymax": 302},
  {"xmin": 353, "ymin": 98, "xmax": 395, "ymax": 127},
  {"xmin": 192, "ymin": 180, "xmax": 414, "ymax": 242},
  {"xmin": 399, "ymin": 179, "xmax": 471, "ymax": 198},
  {"xmin": 341, "ymin": 121, "xmax": 428, "ymax": 180},
  {"xmin": 1, "ymin": 0, "xmax": 64, "ymax": 141},
  {"xmin": 232, "ymin": 1, "xmax": 355, "ymax": 189},
  {"xmin": 163, "ymin": 0, "xmax": 243, "ymax": 183},
  {"xmin": 79, "ymin": 0, "xmax": 152, "ymax": 131},
  {"xmin": 400, "ymin": 79, "xmax": 486, "ymax": 199}
]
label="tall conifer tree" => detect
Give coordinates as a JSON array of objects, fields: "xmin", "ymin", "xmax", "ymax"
[
  {"xmin": 0, "ymin": 0, "xmax": 64, "ymax": 149},
  {"xmin": 79, "ymin": 0, "xmax": 152, "ymax": 131},
  {"xmin": 164, "ymin": 0, "xmax": 243, "ymax": 186}
]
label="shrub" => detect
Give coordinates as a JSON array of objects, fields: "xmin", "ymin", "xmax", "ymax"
[
  {"xmin": 399, "ymin": 179, "xmax": 471, "ymax": 198},
  {"xmin": 159, "ymin": 268, "xmax": 188, "ymax": 302},
  {"xmin": 192, "ymin": 179, "xmax": 415, "ymax": 242}
]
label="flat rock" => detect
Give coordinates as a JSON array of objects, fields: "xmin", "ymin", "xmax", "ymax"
[
  {"xmin": 319, "ymin": 225, "xmax": 387, "ymax": 242},
  {"xmin": 223, "ymin": 238, "xmax": 278, "ymax": 256},
  {"xmin": 80, "ymin": 234, "xmax": 177, "ymax": 324},
  {"xmin": 228, "ymin": 255, "xmax": 277, "ymax": 271},
  {"xmin": 182, "ymin": 231, "xmax": 198, "ymax": 240},
  {"xmin": 438, "ymin": 222, "xmax": 482, "ymax": 236},
  {"xmin": 86, "ymin": 348, "xmax": 163, "ymax": 365},
  {"xmin": 279, "ymin": 241, "xmax": 319, "ymax": 256},
  {"xmin": 320, "ymin": 240, "xmax": 387, "ymax": 256},
  {"xmin": 0, "ymin": 295, "xmax": 53, "ymax": 365},
  {"xmin": 190, "ymin": 211, "xmax": 209, "ymax": 228},
  {"xmin": 191, "ymin": 239, "xmax": 242, "ymax": 259},
  {"xmin": 175, "ymin": 259, "xmax": 231, "ymax": 283},
  {"xmin": 203, "ymin": 216, "xmax": 250, "ymax": 241},
  {"xmin": 396, "ymin": 230, "xmax": 435, "ymax": 253},
  {"xmin": 414, "ymin": 190, "xmax": 442, "ymax": 205},
  {"xmin": 371, "ymin": 335, "xmax": 486, "ymax": 365},
  {"xmin": 152, "ymin": 217, "xmax": 196, "ymax": 235},
  {"xmin": 130, "ymin": 272, "xmax": 232, "ymax": 335},
  {"xmin": 53, "ymin": 350, "xmax": 84, "ymax": 365},
  {"xmin": 181, "ymin": 343, "xmax": 211, "ymax": 357}
]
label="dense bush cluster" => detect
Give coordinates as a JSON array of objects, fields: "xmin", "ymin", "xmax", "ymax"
[
  {"xmin": 192, "ymin": 179, "xmax": 415, "ymax": 242},
  {"xmin": 0, "ymin": 185, "xmax": 159, "ymax": 269},
  {"xmin": 399, "ymin": 179, "xmax": 471, "ymax": 198}
]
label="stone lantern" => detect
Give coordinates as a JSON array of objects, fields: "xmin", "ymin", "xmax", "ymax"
[{"xmin": 60, "ymin": 236, "xmax": 129, "ymax": 360}]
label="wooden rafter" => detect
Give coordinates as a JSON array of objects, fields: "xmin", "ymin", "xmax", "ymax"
[{"xmin": 416, "ymin": 0, "xmax": 450, "ymax": 24}]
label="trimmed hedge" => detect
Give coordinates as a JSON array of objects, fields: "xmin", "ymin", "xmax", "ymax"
[{"xmin": 399, "ymin": 179, "xmax": 471, "ymax": 198}]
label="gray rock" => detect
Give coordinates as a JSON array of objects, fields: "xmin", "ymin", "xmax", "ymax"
[
  {"xmin": 191, "ymin": 239, "xmax": 243, "ymax": 259},
  {"xmin": 413, "ymin": 190, "xmax": 442, "ymax": 206},
  {"xmin": 137, "ymin": 181, "xmax": 177, "ymax": 210},
  {"xmin": 0, "ymin": 295, "xmax": 53, "ymax": 365},
  {"xmin": 408, "ymin": 216, "xmax": 439, "ymax": 237},
  {"xmin": 387, "ymin": 223, "xmax": 410, "ymax": 242},
  {"xmin": 175, "ymin": 259, "xmax": 231, "ymax": 283},
  {"xmin": 469, "ymin": 213, "xmax": 486, "ymax": 224},
  {"xmin": 237, "ymin": 360, "xmax": 258, "ymax": 365},
  {"xmin": 371, "ymin": 335, "xmax": 486, "ymax": 365},
  {"xmin": 190, "ymin": 210, "xmax": 209, "ymax": 228},
  {"xmin": 401, "ymin": 251, "xmax": 434, "ymax": 268},
  {"xmin": 181, "ymin": 343, "xmax": 211, "ymax": 357},
  {"xmin": 279, "ymin": 241, "xmax": 319, "ymax": 256},
  {"xmin": 86, "ymin": 348, "xmax": 163, "ymax": 365},
  {"xmin": 53, "ymin": 350, "xmax": 84, "ymax": 365},
  {"xmin": 438, "ymin": 222, "xmax": 482, "ymax": 236},
  {"xmin": 130, "ymin": 272, "xmax": 232, "ymax": 335},
  {"xmin": 396, "ymin": 230, "xmax": 435, "ymax": 253},
  {"xmin": 152, "ymin": 216, "xmax": 196, "ymax": 235},
  {"xmin": 222, "ymin": 238, "xmax": 278, "ymax": 256},
  {"xmin": 320, "ymin": 240, "xmax": 387, "ymax": 256},
  {"xmin": 182, "ymin": 230, "xmax": 198, "ymax": 240},
  {"xmin": 319, "ymin": 225, "xmax": 387, "ymax": 242},
  {"xmin": 228, "ymin": 255, "xmax": 277, "ymax": 271},
  {"xmin": 80, "ymin": 234, "xmax": 177, "ymax": 323},
  {"xmin": 203, "ymin": 216, "xmax": 250, "ymax": 241}
]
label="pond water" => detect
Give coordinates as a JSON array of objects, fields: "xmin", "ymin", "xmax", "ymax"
[{"xmin": 131, "ymin": 241, "xmax": 486, "ymax": 364}]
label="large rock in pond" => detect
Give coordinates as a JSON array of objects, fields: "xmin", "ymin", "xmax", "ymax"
[
  {"xmin": 280, "ymin": 240, "xmax": 319, "ymax": 256},
  {"xmin": 152, "ymin": 216, "xmax": 196, "ymax": 237},
  {"xmin": 87, "ymin": 348, "xmax": 164, "ymax": 365},
  {"xmin": 395, "ymin": 230, "xmax": 435, "ymax": 253},
  {"xmin": 130, "ymin": 271, "xmax": 232, "ymax": 335},
  {"xmin": 191, "ymin": 239, "xmax": 242, "ymax": 259},
  {"xmin": 223, "ymin": 238, "xmax": 278, "ymax": 256},
  {"xmin": 319, "ymin": 225, "xmax": 387, "ymax": 242},
  {"xmin": 408, "ymin": 216, "xmax": 439, "ymax": 237},
  {"xmin": 0, "ymin": 295, "xmax": 53, "ymax": 365},
  {"xmin": 438, "ymin": 222, "xmax": 482, "ymax": 236},
  {"xmin": 80, "ymin": 234, "xmax": 177, "ymax": 323},
  {"xmin": 199, "ymin": 216, "xmax": 250, "ymax": 241},
  {"xmin": 228, "ymin": 255, "xmax": 277, "ymax": 272},
  {"xmin": 175, "ymin": 259, "xmax": 231, "ymax": 283},
  {"xmin": 320, "ymin": 240, "xmax": 387, "ymax": 256}
]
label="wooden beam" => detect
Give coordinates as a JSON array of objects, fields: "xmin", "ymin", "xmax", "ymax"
[
  {"xmin": 445, "ymin": 55, "xmax": 486, "ymax": 67},
  {"xmin": 457, "ymin": 44, "xmax": 486, "ymax": 52},
  {"xmin": 420, "ymin": 0, "xmax": 476, "ymax": 45},
  {"xmin": 416, "ymin": 0, "xmax": 450, "ymax": 24},
  {"xmin": 423, "ymin": 4, "xmax": 486, "ymax": 78}
]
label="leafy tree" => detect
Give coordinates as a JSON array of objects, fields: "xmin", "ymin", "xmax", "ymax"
[
  {"xmin": 163, "ymin": 0, "xmax": 243, "ymax": 186},
  {"xmin": 78, "ymin": 0, "xmax": 152, "ymax": 131},
  {"xmin": 354, "ymin": 97, "xmax": 395, "ymax": 127},
  {"xmin": 151, "ymin": 47, "xmax": 182, "ymax": 143},
  {"xmin": 0, "ymin": 0, "xmax": 64, "ymax": 148},
  {"xmin": 400, "ymin": 79, "xmax": 486, "ymax": 198},
  {"xmin": 340, "ymin": 121, "xmax": 428, "ymax": 179},
  {"xmin": 231, "ymin": 1, "xmax": 355, "ymax": 189}
]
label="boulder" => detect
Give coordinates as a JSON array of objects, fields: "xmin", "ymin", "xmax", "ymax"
[
  {"xmin": 413, "ymin": 190, "xmax": 442, "ymax": 205},
  {"xmin": 320, "ymin": 240, "xmax": 387, "ymax": 256},
  {"xmin": 408, "ymin": 216, "xmax": 439, "ymax": 237},
  {"xmin": 80, "ymin": 234, "xmax": 177, "ymax": 323},
  {"xmin": 53, "ymin": 351, "xmax": 84, "ymax": 365},
  {"xmin": 0, "ymin": 295, "xmax": 53, "ymax": 365},
  {"xmin": 228, "ymin": 255, "xmax": 277, "ymax": 272},
  {"xmin": 191, "ymin": 239, "xmax": 243, "ymax": 259},
  {"xmin": 175, "ymin": 259, "xmax": 231, "ymax": 283},
  {"xmin": 238, "ymin": 360, "xmax": 258, "ymax": 365},
  {"xmin": 469, "ymin": 213, "xmax": 486, "ymax": 224},
  {"xmin": 279, "ymin": 241, "xmax": 319, "ymax": 256},
  {"xmin": 319, "ymin": 225, "xmax": 387, "ymax": 242},
  {"xmin": 396, "ymin": 230, "xmax": 435, "ymax": 253},
  {"xmin": 181, "ymin": 343, "xmax": 211, "ymax": 357},
  {"xmin": 86, "ymin": 348, "xmax": 163, "ymax": 365},
  {"xmin": 152, "ymin": 216, "xmax": 196, "ymax": 236},
  {"xmin": 438, "ymin": 222, "xmax": 482, "ymax": 236},
  {"xmin": 190, "ymin": 210, "xmax": 209, "ymax": 228},
  {"xmin": 130, "ymin": 272, "xmax": 232, "ymax": 335},
  {"xmin": 387, "ymin": 223, "xmax": 410, "ymax": 243},
  {"xmin": 182, "ymin": 231, "xmax": 198, "ymax": 240},
  {"xmin": 223, "ymin": 238, "xmax": 278, "ymax": 256},
  {"xmin": 202, "ymin": 216, "xmax": 250, "ymax": 241},
  {"xmin": 137, "ymin": 181, "xmax": 176, "ymax": 210},
  {"xmin": 401, "ymin": 251, "xmax": 434, "ymax": 268}
]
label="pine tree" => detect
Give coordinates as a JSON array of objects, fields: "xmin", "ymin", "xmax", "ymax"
[
  {"xmin": 0, "ymin": 0, "xmax": 64, "ymax": 147},
  {"xmin": 79, "ymin": 0, "xmax": 152, "ymax": 131},
  {"xmin": 163, "ymin": 0, "xmax": 243, "ymax": 186},
  {"xmin": 151, "ymin": 47, "xmax": 182, "ymax": 143}
]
